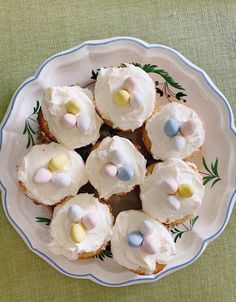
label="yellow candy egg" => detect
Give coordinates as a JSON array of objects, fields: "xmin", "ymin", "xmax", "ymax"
[
  {"xmin": 178, "ymin": 183, "xmax": 194, "ymax": 198},
  {"xmin": 70, "ymin": 223, "xmax": 86, "ymax": 243},
  {"xmin": 113, "ymin": 89, "xmax": 130, "ymax": 106},
  {"xmin": 65, "ymin": 99, "xmax": 80, "ymax": 115},
  {"xmin": 48, "ymin": 154, "xmax": 68, "ymax": 172}
]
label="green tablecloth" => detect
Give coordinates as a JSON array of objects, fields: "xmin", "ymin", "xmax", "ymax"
[{"xmin": 0, "ymin": 0, "xmax": 235, "ymax": 301}]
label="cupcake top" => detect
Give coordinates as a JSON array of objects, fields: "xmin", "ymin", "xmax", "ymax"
[
  {"xmin": 18, "ymin": 143, "xmax": 87, "ymax": 205},
  {"xmin": 85, "ymin": 136, "xmax": 147, "ymax": 199},
  {"xmin": 145, "ymin": 102, "xmax": 205, "ymax": 160},
  {"xmin": 94, "ymin": 64, "xmax": 156, "ymax": 131},
  {"xmin": 111, "ymin": 210, "xmax": 176, "ymax": 274},
  {"xmin": 140, "ymin": 159, "xmax": 205, "ymax": 224},
  {"xmin": 42, "ymin": 85, "xmax": 103, "ymax": 149},
  {"xmin": 48, "ymin": 193, "xmax": 113, "ymax": 260}
]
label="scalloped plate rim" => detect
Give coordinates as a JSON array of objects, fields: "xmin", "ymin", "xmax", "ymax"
[{"xmin": 0, "ymin": 36, "xmax": 235, "ymax": 287}]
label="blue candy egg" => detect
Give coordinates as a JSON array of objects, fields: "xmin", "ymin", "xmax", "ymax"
[
  {"xmin": 164, "ymin": 119, "xmax": 180, "ymax": 137},
  {"xmin": 117, "ymin": 165, "xmax": 134, "ymax": 181},
  {"xmin": 127, "ymin": 231, "xmax": 144, "ymax": 247}
]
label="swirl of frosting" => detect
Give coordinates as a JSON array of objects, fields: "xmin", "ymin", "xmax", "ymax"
[
  {"xmin": 140, "ymin": 159, "xmax": 205, "ymax": 224},
  {"xmin": 85, "ymin": 136, "xmax": 147, "ymax": 199},
  {"xmin": 145, "ymin": 102, "xmax": 205, "ymax": 160},
  {"xmin": 111, "ymin": 210, "xmax": 176, "ymax": 274},
  {"xmin": 94, "ymin": 64, "xmax": 156, "ymax": 131},
  {"xmin": 42, "ymin": 86, "xmax": 103, "ymax": 149},
  {"xmin": 18, "ymin": 143, "xmax": 87, "ymax": 205},
  {"xmin": 48, "ymin": 193, "xmax": 113, "ymax": 260}
]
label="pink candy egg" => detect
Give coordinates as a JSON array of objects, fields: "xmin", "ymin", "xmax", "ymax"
[
  {"xmin": 33, "ymin": 168, "xmax": 52, "ymax": 184},
  {"xmin": 82, "ymin": 212, "xmax": 98, "ymax": 230},
  {"xmin": 180, "ymin": 120, "xmax": 197, "ymax": 137},
  {"xmin": 60, "ymin": 113, "xmax": 76, "ymax": 128},
  {"xmin": 141, "ymin": 237, "xmax": 158, "ymax": 255},
  {"xmin": 161, "ymin": 179, "xmax": 178, "ymax": 195},
  {"xmin": 101, "ymin": 163, "xmax": 118, "ymax": 177},
  {"xmin": 123, "ymin": 77, "xmax": 136, "ymax": 92}
]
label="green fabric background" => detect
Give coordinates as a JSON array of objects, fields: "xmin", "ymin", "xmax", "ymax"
[{"xmin": 0, "ymin": 0, "xmax": 235, "ymax": 301}]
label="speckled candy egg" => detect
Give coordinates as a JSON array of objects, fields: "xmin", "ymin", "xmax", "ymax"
[
  {"xmin": 164, "ymin": 119, "xmax": 180, "ymax": 137},
  {"xmin": 117, "ymin": 165, "xmax": 134, "ymax": 181},
  {"xmin": 127, "ymin": 231, "xmax": 144, "ymax": 247}
]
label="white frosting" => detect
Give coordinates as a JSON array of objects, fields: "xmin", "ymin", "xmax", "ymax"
[
  {"xmin": 42, "ymin": 86, "xmax": 103, "ymax": 149},
  {"xmin": 18, "ymin": 143, "xmax": 88, "ymax": 205},
  {"xmin": 111, "ymin": 210, "xmax": 176, "ymax": 274},
  {"xmin": 85, "ymin": 136, "xmax": 147, "ymax": 199},
  {"xmin": 146, "ymin": 102, "xmax": 205, "ymax": 160},
  {"xmin": 48, "ymin": 193, "xmax": 113, "ymax": 260},
  {"xmin": 140, "ymin": 159, "xmax": 205, "ymax": 223},
  {"xmin": 94, "ymin": 64, "xmax": 156, "ymax": 131}
]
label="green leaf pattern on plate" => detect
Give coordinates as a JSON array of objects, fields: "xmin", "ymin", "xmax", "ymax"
[
  {"xmin": 23, "ymin": 100, "xmax": 40, "ymax": 148},
  {"xmin": 201, "ymin": 157, "xmax": 221, "ymax": 187},
  {"xmin": 170, "ymin": 216, "xmax": 199, "ymax": 243},
  {"xmin": 35, "ymin": 216, "xmax": 51, "ymax": 225}
]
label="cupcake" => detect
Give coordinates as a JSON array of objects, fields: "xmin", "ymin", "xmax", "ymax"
[
  {"xmin": 85, "ymin": 136, "xmax": 146, "ymax": 200},
  {"xmin": 48, "ymin": 193, "xmax": 113, "ymax": 260},
  {"xmin": 18, "ymin": 142, "xmax": 87, "ymax": 205},
  {"xmin": 111, "ymin": 210, "xmax": 176, "ymax": 275},
  {"xmin": 39, "ymin": 85, "xmax": 103, "ymax": 149},
  {"xmin": 140, "ymin": 159, "xmax": 205, "ymax": 225},
  {"xmin": 143, "ymin": 102, "xmax": 205, "ymax": 160},
  {"xmin": 94, "ymin": 64, "xmax": 156, "ymax": 131}
]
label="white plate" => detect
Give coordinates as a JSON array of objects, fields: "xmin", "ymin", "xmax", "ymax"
[{"xmin": 0, "ymin": 37, "xmax": 235, "ymax": 287}]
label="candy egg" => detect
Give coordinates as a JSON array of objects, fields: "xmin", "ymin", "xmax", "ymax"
[
  {"xmin": 101, "ymin": 163, "xmax": 117, "ymax": 177},
  {"xmin": 127, "ymin": 231, "xmax": 144, "ymax": 247},
  {"xmin": 109, "ymin": 149, "xmax": 124, "ymax": 165},
  {"xmin": 164, "ymin": 119, "xmax": 180, "ymax": 137},
  {"xmin": 51, "ymin": 172, "xmax": 71, "ymax": 187},
  {"xmin": 161, "ymin": 179, "xmax": 178, "ymax": 195},
  {"xmin": 60, "ymin": 113, "xmax": 76, "ymax": 128},
  {"xmin": 178, "ymin": 183, "xmax": 194, "ymax": 198},
  {"xmin": 82, "ymin": 212, "xmax": 98, "ymax": 230},
  {"xmin": 123, "ymin": 77, "xmax": 136, "ymax": 92},
  {"xmin": 166, "ymin": 195, "xmax": 181, "ymax": 211},
  {"xmin": 65, "ymin": 99, "xmax": 80, "ymax": 115},
  {"xmin": 180, "ymin": 120, "xmax": 197, "ymax": 137},
  {"xmin": 130, "ymin": 92, "xmax": 142, "ymax": 108},
  {"xmin": 113, "ymin": 89, "xmax": 130, "ymax": 106},
  {"xmin": 76, "ymin": 113, "xmax": 91, "ymax": 133},
  {"xmin": 117, "ymin": 165, "xmax": 134, "ymax": 181},
  {"xmin": 138, "ymin": 220, "xmax": 154, "ymax": 236},
  {"xmin": 141, "ymin": 238, "xmax": 158, "ymax": 255},
  {"xmin": 48, "ymin": 154, "xmax": 68, "ymax": 171},
  {"xmin": 70, "ymin": 223, "xmax": 86, "ymax": 243},
  {"xmin": 171, "ymin": 135, "xmax": 186, "ymax": 151},
  {"xmin": 33, "ymin": 168, "xmax": 52, "ymax": 184},
  {"xmin": 68, "ymin": 205, "xmax": 84, "ymax": 222}
]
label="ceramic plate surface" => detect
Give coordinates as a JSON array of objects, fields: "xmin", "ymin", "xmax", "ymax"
[{"xmin": 0, "ymin": 37, "xmax": 235, "ymax": 287}]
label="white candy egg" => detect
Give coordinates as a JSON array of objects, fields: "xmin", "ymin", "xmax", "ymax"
[
  {"xmin": 68, "ymin": 205, "xmax": 84, "ymax": 222},
  {"xmin": 76, "ymin": 112, "xmax": 91, "ymax": 133},
  {"xmin": 51, "ymin": 172, "xmax": 71, "ymax": 187},
  {"xmin": 171, "ymin": 135, "xmax": 186, "ymax": 151}
]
